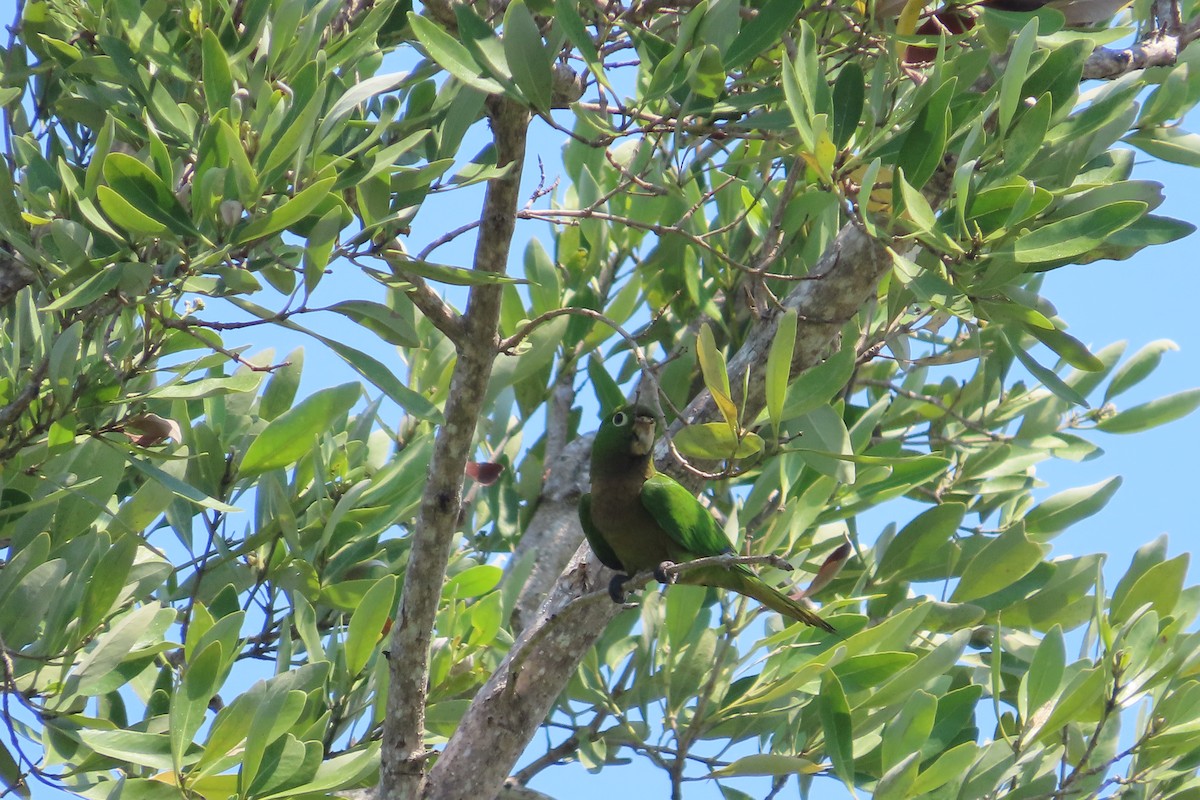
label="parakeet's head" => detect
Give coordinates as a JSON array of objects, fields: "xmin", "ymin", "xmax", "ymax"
[{"xmin": 592, "ymin": 405, "xmax": 658, "ymax": 472}]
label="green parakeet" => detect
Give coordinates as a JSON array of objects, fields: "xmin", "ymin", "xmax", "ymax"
[{"xmin": 579, "ymin": 405, "xmax": 834, "ymax": 632}]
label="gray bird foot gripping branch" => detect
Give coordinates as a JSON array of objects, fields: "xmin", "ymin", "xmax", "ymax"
[
  {"xmin": 654, "ymin": 561, "xmax": 678, "ymax": 585},
  {"xmin": 608, "ymin": 573, "xmax": 630, "ymax": 604}
]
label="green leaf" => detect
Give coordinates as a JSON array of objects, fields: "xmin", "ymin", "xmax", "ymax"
[
  {"xmin": 80, "ymin": 533, "xmax": 139, "ymax": 633},
  {"xmin": 125, "ymin": 455, "xmax": 242, "ymax": 514},
  {"xmin": 831, "ymin": 62, "xmax": 864, "ymax": 148},
  {"xmin": 819, "ymin": 672, "xmax": 855, "ymax": 791},
  {"xmin": 1097, "ymin": 388, "xmax": 1200, "ymax": 434},
  {"xmin": 235, "ymin": 177, "xmax": 336, "ymax": 244},
  {"xmin": 78, "ymin": 729, "xmax": 178, "ymax": 771},
  {"xmin": 240, "ymin": 382, "xmax": 361, "ymax": 477},
  {"xmin": 260, "ymin": 348, "xmax": 304, "ymax": 422},
  {"xmin": 346, "ymin": 575, "xmax": 396, "ymax": 676},
  {"xmin": 765, "ymin": 308, "xmax": 797, "ymax": 436},
  {"xmin": 951, "ymin": 523, "xmax": 1048, "ymax": 603},
  {"xmin": 551, "ymin": 0, "xmax": 611, "ymax": 92},
  {"xmin": 792, "ymin": 404, "xmax": 854, "ymax": 483},
  {"xmin": 101, "ymin": 153, "xmax": 199, "ymax": 238},
  {"xmin": 999, "ymin": 19, "xmax": 1038, "ymax": 133},
  {"xmin": 724, "ymin": 0, "xmax": 802, "ymax": 69},
  {"xmin": 1027, "ymin": 325, "xmax": 1104, "ymax": 371},
  {"xmin": 1013, "ymin": 201, "xmax": 1147, "ymax": 264},
  {"xmin": 697, "ymin": 323, "xmax": 738, "ymax": 429},
  {"xmin": 910, "ymin": 742, "xmax": 978, "ymax": 796},
  {"xmin": 327, "ymin": 300, "xmax": 420, "ymax": 348},
  {"xmin": 877, "ymin": 503, "xmax": 966, "ymax": 579},
  {"xmin": 1025, "ymin": 477, "xmax": 1122, "ymax": 540},
  {"xmin": 444, "ymin": 565, "xmax": 502, "ymax": 597},
  {"xmin": 665, "ymin": 584, "xmax": 707, "ymax": 650},
  {"xmin": 202, "ymin": 28, "xmax": 234, "ymax": 117},
  {"xmin": 319, "ymin": 71, "xmax": 411, "ymax": 144},
  {"xmin": 897, "ymin": 78, "xmax": 954, "ymax": 189},
  {"xmin": 171, "ymin": 642, "xmax": 224, "ymax": 771},
  {"xmin": 1019, "ymin": 624, "xmax": 1064, "ymax": 720},
  {"xmin": 373, "ymin": 259, "xmax": 526, "ymax": 287},
  {"xmin": 1124, "ymin": 126, "xmax": 1200, "ymax": 167},
  {"xmin": 97, "ymin": 185, "xmax": 169, "ymax": 236},
  {"xmin": 1005, "ymin": 330, "xmax": 1090, "ymax": 408},
  {"xmin": 503, "ymin": 0, "xmax": 552, "ymax": 111},
  {"xmin": 882, "ymin": 690, "xmax": 936, "ymax": 773},
  {"xmin": 673, "ymin": 423, "xmax": 763, "ymax": 461},
  {"xmin": 1111, "ymin": 554, "xmax": 1189, "ymax": 623},
  {"xmin": 1105, "ymin": 339, "xmax": 1179, "ymax": 402},
  {"xmin": 708, "ymin": 753, "xmax": 822, "ymax": 778},
  {"xmin": 407, "ymin": 12, "xmax": 504, "ymax": 94}
]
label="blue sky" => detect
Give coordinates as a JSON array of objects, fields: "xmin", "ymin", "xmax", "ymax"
[{"xmin": 3, "ymin": 1, "xmax": 1198, "ymax": 797}]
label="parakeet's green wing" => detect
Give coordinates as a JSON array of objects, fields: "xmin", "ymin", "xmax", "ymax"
[
  {"xmin": 639, "ymin": 473, "xmax": 734, "ymax": 558},
  {"xmin": 578, "ymin": 493, "xmax": 625, "ymax": 571}
]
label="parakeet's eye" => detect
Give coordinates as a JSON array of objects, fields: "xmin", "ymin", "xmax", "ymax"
[{"xmin": 611, "ymin": 411, "xmax": 629, "ymax": 427}]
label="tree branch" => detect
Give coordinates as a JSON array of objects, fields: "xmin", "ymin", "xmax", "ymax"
[{"xmin": 380, "ymin": 96, "xmax": 529, "ymax": 800}]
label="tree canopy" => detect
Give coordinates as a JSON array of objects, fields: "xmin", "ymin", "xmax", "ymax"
[{"xmin": 2, "ymin": 0, "xmax": 1200, "ymax": 798}]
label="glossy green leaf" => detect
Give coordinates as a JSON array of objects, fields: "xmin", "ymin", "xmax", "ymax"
[
  {"xmin": 202, "ymin": 28, "xmax": 233, "ymax": 117},
  {"xmin": 765, "ymin": 308, "xmax": 797, "ymax": 435},
  {"xmin": 882, "ymin": 690, "xmax": 936, "ymax": 773},
  {"xmin": 1019, "ymin": 625, "xmax": 1064, "ymax": 720},
  {"xmin": 792, "ymin": 405, "xmax": 854, "ymax": 483},
  {"xmin": 407, "ymin": 12, "xmax": 504, "ymax": 94},
  {"xmin": 235, "ymin": 177, "xmax": 336, "ymax": 244},
  {"xmin": 1025, "ymin": 477, "xmax": 1121, "ymax": 540},
  {"xmin": 897, "ymin": 78, "xmax": 954, "ymax": 189},
  {"xmin": 101, "ymin": 153, "xmax": 199, "ymax": 237},
  {"xmin": 831, "ymin": 62, "xmax": 864, "ymax": 148},
  {"xmin": 346, "ymin": 575, "xmax": 396, "ymax": 676},
  {"xmin": 1097, "ymin": 388, "xmax": 1200, "ymax": 434},
  {"xmin": 1111, "ymin": 554, "xmax": 1189, "ymax": 623},
  {"xmin": 260, "ymin": 348, "xmax": 304, "ymax": 422},
  {"xmin": 1013, "ymin": 201, "xmax": 1147, "ymax": 264},
  {"xmin": 819, "ymin": 672, "xmax": 855, "ymax": 791},
  {"xmin": 697, "ymin": 323, "xmax": 738, "ymax": 429},
  {"xmin": 951, "ymin": 523, "xmax": 1048, "ymax": 603},
  {"xmin": 327, "ymin": 300, "xmax": 420, "ymax": 348},
  {"xmin": 1124, "ymin": 126, "xmax": 1200, "ymax": 167},
  {"xmin": 503, "ymin": 0, "xmax": 552, "ymax": 111},
  {"xmin": 552, "ymin": 0, "xmax": 611, "ymax": 91},
  {"xmin": 1027, "ymin": 325, "xmax": 1104, "ymax": 371},
  {"xmin": 708, "ymin": 753, "xmax": 822, "ymax": 778},
  {"xmin": 1105, "ymin": 339, "xmax": 1179, "ymax": 402},
  {"xmin": 171, "ymin": 642, "xmax": 224, "ymax": 771},
  {"xmin": 373, "ymin": 259, "xmax": 526, "ymax": 287},
  {"xmin": 910, "ymin": 742, "xmax": 978, "ymax": 796},
  {"xmin": 672, "ymin": 423, "xmax": 763, "ymax": 460},
  {"xmin": 444, "ymin": 565, "xmax": 503, "ymax": 597},
  {"xmin": 240, "ymin": 382, "xmax": 361, "ymax": 477},
  {"xmin": 724, "ymin": 0, "xmax": 802, "ymax": 69},
  {"xmin": 97, "ymin": 185, "xmax": 169, "ymax": 236},
  {"xmin": 877, "ymin": 503, "xmax": 966, "ymax": 579},
  {"xmin": 125, "ymin": 456, "xmax": 242, "ymax": 514},
  {"xmin": 1005, "ymin": 330, "xmax": 1090, "ymax": 408},
  {"xmin": 999, "ymin": 19, "xmax": 1038, "ymax": 133}
]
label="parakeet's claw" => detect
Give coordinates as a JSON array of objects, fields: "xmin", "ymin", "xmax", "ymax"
[
  {"xmin": 654, "ymin": 561, "xmax": 677, "ymax": 585},
  {"xmin": 608, "ymin": 574, "xmax": 630, "ymax": 604}
]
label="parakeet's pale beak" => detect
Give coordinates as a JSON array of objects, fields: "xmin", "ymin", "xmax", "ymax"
[{"xmin": 630, "ymin": 413, "xmax": 656, "ymax": 456}]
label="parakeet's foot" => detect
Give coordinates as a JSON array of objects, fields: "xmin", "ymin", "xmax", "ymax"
[
  {"xmin": 608, "ymin": 574, "xmax": 630, "ymax": 603},
  {"xmin": 654, "ymin": 561, "xmax": 677, "ymax": 585}
]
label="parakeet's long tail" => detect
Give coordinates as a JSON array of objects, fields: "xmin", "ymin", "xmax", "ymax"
[{"xmin": 728, "ymin": 568, "xmax": 836, "ymax": 633}]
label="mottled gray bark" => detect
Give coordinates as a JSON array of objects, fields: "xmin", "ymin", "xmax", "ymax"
[{"xmin": 380, "ymin": 96, "xmax": 529, "ymax": 800}]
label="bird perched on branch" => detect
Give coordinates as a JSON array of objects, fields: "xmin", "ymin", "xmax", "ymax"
[{"xmin": 579, "ymin": 405, "xmax": 834, "ymax": 632}]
